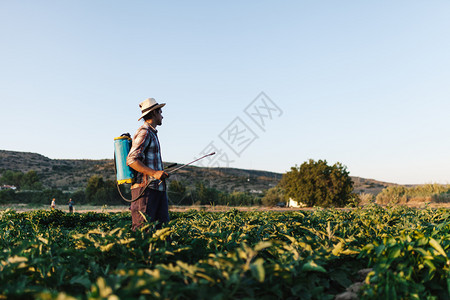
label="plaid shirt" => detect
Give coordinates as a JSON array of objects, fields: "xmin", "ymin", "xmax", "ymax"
[{"xmin": 126, "ymin": 122, "xmax": 165, "ymax": 191}]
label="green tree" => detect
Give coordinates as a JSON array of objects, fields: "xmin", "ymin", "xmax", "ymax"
[
  {"xmin": 85, "ymin": 175, "xmax": 104, "ymax": 203},
  {"xmin": 192, "ymin": 182, "xmax": 219, "ymax": 205},
  {"xmin": 168, "ymin": 180, "xmax": 190, "ymax": 205},
  {"xmin": 21, "ymin": 170, "xmax": 43, "ymax": 190},
  {"xmin": 71, "ymin": 189, "xmax": 87, "ymax": 205},
  {"xmin": 279, "ymin": 159, "xmax": 354, "ymax": 207},
  {"xmin": 0, "ymin": 189, "xmax": 15, "ymax": 204},
  {"xmin": 0, "ymin": 170, "xmax": 43, "ymax": 190},
  {"xmin": 85, "ymin": 175, "xmax": 121, "ymax": 205},
  {"xmin": 228, "ymin": 191, "xmax": 257, "ymax": 206},
  {"xmin": 262, "ymin": 187, "xmax": 286, "ymax": 206},
  {"xmin": 0, "ymin": 170, "xmax": 23, "ymax": 188}
]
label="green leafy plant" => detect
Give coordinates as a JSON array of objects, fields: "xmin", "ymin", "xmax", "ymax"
[{"xmin": 1, "ymin": 206, "xmax": 450, "ymax": 299}]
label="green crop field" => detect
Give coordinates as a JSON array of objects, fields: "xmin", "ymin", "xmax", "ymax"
[{"xmin": 1, "ymin": 205, "xmax": 450, "ymax": 299}]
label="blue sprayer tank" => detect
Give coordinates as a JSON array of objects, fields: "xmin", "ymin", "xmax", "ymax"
[{"xmin": 114, "ymin": 134, "xmax": 134, "ymax": 185}]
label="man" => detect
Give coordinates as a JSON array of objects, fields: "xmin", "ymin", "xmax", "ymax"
[
  {"xmin": 126, "ymin": 98, "xmax": 170, "ymax": 230},
  {"xmin": 68, "ymin": 198, "xmax": 74, "ymax": 213}
]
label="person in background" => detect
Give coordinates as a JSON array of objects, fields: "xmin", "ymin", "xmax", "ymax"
[
  {"xmin": 51, "ymin": 198, "xmax": 56, "ymax": 210},
  {"xmin": 126, "ymin": 97, "xmax": 170, "ymax": 231},
  {"xmin": 68, "ymin": 198, "xmax": 74, "ymax": 213}
]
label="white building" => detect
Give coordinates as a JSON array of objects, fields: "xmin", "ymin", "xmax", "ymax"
[
  {"xmin": 287, "ymin": 197, "xmax": 307, "ymax": 208},
  {"xmin": 0, "ymin": 185, "xmax": 17, "ymax": 190}
]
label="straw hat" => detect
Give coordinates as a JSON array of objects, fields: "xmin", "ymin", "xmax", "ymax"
[{"xmin": 138, "ymin": 98, "xmax": 166, "ymax": 121}]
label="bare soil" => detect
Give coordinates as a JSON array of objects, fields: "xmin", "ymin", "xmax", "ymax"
[{"xmin": 3, "ymin": 202, "xmax": 450, "ymax": 214}]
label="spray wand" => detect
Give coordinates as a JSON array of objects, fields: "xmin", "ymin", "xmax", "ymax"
[{"xmin": 167, "ymin": 152, "xmax": 215, "ymax": 175}]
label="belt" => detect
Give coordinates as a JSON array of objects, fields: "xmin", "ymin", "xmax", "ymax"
[
  {"xmin": 131, "ymin": 176, "xmax": 152, "ymax": 189},
  {"xmin": 131, "ymin": 177, "xmax": 163, "ymax": 189},
  {"xmin": 131, "ymin": 182, "xmax": 148, "ymax": 189}
]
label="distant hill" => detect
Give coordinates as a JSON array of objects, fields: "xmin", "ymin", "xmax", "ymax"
[{"xmin": 0, "ymin": 150, "xmax": 396, "ymax": 194}]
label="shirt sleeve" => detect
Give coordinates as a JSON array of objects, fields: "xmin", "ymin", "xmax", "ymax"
[{"xmin": 126, "ymin": 127, "xmax": 151, "ymax": 166}]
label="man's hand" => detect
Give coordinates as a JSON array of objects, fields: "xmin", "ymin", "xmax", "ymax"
[{"xmin": 154, "ymin": 170, "xmax": 170, "ymax": 180}]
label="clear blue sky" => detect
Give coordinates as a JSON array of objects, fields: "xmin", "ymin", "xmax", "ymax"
[{"xmin": 1, "ymin": 1, "xmax": 449, "ymax": 185}]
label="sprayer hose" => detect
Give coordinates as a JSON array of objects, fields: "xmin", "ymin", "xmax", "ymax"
[
  {"xmin": 114, "ymin": 152, "xmax": 159, "ymax": 203},
  {"xmin": 116, "ymin": 179, "xmax": 157, "ymax": 203}
]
